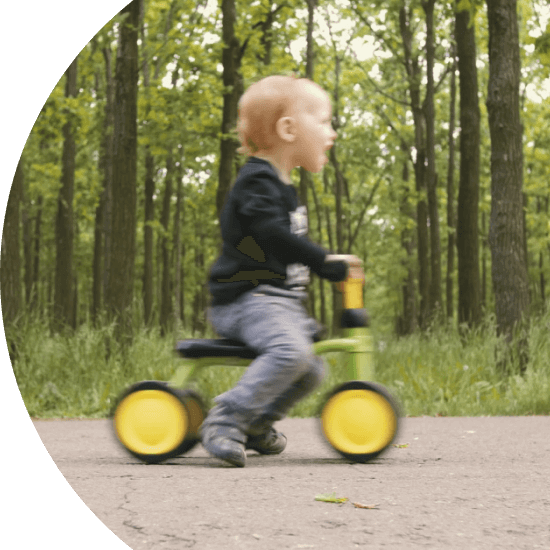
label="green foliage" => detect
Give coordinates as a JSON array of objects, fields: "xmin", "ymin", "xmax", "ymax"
[
  {"xmin": 9, "ymin": 308, "xmax": 550, "ymax": 418},
  {"xmin": 374, "ymin": 310, "xmax": 550, "ymax": 416},
  {"xmin": 6, "ymin": 0, "xmax": 550, "ymax": 447},
  {"xmin": 10, "ymin": 315, "xmax": 181, "ymax": 418},
  {"xmin": 9, "ymin": 0, "xmax": 550, "ymax": 366}
]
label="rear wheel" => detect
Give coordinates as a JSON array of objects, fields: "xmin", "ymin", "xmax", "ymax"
[
  {"xmin": 113, "ymin": 381, "xmax": 205, "ymax": 464},
  {"xmin": 320, "ymin": 381, "xmax": 399, "ymax": 463}
]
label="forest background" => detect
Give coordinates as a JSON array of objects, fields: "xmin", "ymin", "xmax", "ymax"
[{"xmin": 2, "ymin": 0, "xmax": 550, "ymax": 418}]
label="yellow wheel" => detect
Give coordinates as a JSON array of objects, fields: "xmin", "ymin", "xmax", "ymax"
[
  {"xmin": 113, "ymin": 381, "xmax": 203, "ymax": 464},
  {"xmin": 170, "ymin": 388, "xmax": 206, "ymax": 455},
  {"xmin": 320, "ymin": 381, "xmax": 399, "ymax": 463}
]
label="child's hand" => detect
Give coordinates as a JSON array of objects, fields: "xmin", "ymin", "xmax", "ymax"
[
  {"xmin": 325, "ymin": 254, "xmax": 362, "ymax": 266},
  {"xmin": 347, "ymin": 264, "xmax": 365, "ymax": 282},
  {"xmin": 325, "ymin": 255, "xmax": 364, "ymax": 282}
]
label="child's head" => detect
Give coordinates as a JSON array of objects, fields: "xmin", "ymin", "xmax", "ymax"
[{"xmin": 237, "ymin": 75, "xmax": 337, "ymax": 173}]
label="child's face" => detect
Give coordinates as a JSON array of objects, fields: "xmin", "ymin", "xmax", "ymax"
[{"xmin": 293, "ymin": 84, "xmax": 337, "ymax": 173}]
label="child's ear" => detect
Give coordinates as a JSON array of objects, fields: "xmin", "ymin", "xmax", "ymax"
[{"xmin": 275, "ymin": 116, "xmax": 297, "ymax": 143}]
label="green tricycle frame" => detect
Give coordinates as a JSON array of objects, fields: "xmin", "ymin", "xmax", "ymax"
[{"xmin": 112, "ymin": 276, "xmax": 400, "ymax": 464}]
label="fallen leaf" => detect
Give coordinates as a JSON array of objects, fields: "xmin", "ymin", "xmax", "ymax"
[
  {"xmin": 315, "ymin": 492, "xmax": 349, "ymax": 504},
  {"xmin": 352, "ymin": 502, "xmax": 379, "ymax": 509},
  {"xmin": 392, "ymin": 443, "xmax": 409, "ymax": 448}
]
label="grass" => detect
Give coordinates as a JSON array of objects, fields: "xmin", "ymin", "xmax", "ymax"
[
  {"xmin": 7, "ymin": 309, "xmax": 550, "ymax": 419},
  {"xmin": 374, "ymin": 316, "xmax": 550, "ymax": 416},
  {"xmin": 9, "ymin": 319, "xmax": 178, "ymax": 418}
]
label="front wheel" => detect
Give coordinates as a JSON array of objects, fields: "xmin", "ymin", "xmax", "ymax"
[
  {"xmin": 113, "ymin": 381, "xmax": 205, "ymax": 464},
  {"xmin": 320, "ymin": 381, "xmax": 399, "ymax": 463}
]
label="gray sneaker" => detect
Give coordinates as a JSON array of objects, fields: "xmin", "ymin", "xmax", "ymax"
[
  {"xmin": 201, "ymin": 424, "xmax": 247, "ymax": 467},
  {"xmin": 246, "ymin": 427, "xmax": 287, "ymax": 455}
]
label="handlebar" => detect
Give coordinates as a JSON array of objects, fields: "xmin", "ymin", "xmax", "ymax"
[{"xmin": 337, "ymin": 267, "xmax": 365, "ymax": 309}]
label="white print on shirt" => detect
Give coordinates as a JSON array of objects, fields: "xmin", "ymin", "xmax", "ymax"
[{"xmin": 286, "ymin": 206, "xmax": 311, "ymax": 287}]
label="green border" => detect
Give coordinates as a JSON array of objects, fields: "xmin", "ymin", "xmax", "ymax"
[{"xmin": 0, "ymin": 0, "xmax": 128, "ymax": 550}]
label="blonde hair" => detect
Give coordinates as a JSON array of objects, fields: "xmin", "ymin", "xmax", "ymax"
[{"xmin": 237, "ymin": 75, "xmax": 320, "ymax": 156}]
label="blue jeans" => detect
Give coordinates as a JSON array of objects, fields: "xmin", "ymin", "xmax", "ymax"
[{"xmin": 204, "ymin": 285, "xmax": 325, "ymax": 436}]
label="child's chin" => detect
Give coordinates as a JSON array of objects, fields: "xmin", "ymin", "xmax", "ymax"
[
  {"xmin": 309, "ymin": 164, "xmax": 323, "ymax": 173},
  {"xmin": 302, "ymin": 156, "xmax": 327, "ymax": 173}
]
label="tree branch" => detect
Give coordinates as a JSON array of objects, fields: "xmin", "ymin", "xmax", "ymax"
[{"xmin": 347, "ymin": 175, "xmax": 384, "ymax": 253}]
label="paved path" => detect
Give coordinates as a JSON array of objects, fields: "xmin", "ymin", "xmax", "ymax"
[{"xmin": 23, "ymin": 416, "xmax": 550, "ymax": 549}]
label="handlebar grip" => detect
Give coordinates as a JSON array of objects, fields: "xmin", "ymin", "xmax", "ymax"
[{"xmin": 338, "ymin": 276, "xmax": 364, "ymax": 309}]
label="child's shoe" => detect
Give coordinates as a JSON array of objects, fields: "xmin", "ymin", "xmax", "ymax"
[
  {"xmin": 246, "ymin": 427, "xmax": 287, "ymax": 455},
  {"xmin": 201, "ymin": 424, "xmax": 247, "ymax": 467}
]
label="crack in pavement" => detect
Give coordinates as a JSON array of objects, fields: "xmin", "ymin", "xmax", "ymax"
[{"xmin": 115, "ymin": 476, "xmax": 197, "ymax": 548}]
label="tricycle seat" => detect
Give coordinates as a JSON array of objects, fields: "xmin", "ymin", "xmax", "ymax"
[{"xmin": 175, "ymin": 338, "xmax": 258, "ymax": 359}]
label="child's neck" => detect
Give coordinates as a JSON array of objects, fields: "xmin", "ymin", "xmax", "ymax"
[{"xmin": 254, "ymin": 151, "xmax": 293, "ymax": 185}]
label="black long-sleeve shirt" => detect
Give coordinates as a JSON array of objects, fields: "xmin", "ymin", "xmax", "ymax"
[{"xmin": 209, "ymin": 158, "xmax": 347, "ymax": 305}]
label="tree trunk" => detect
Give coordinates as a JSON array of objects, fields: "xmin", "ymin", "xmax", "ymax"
[
  {"xmin": 330, "ymin": 56, "xmax": 348, "ymax": 254},
  {"xmin": 486, "ymin": 0, "xmax": 530, "ymax": 351},
  {"xmin": 216, "ymin": 0, "xmax": 243, "ymax": 216},
  {"xmin": 21, "ymin": 183, "xmax": 33, "ymax": 307},
  {"xmin": 299, "ymin": 0, "xmax": 317, "ymax": 210},
  {"xmin": 160, "ymin": 155, "xmax": 174, "ymax": 336},
  {"xmin": 446, "ymin": 53, "xmax": 457, "ymax": 320},
  {"xmin": 31, "ymin": 195, "xmax": 43, "ymax": 312},
  {"xmin": 301, "ymin": 0, "xmax": 317, "ymax": 315},
  {"xmin": 173, "ymin": 160, "xmax": 183, "ymax": 326},
  {"xmin": 456, "ymin": 3, "xmax": 482, "ymax": 328},
  {"xmin": 399, "ymin": 151, "xmax": 418, "ymax": 335},
  {"xmin": 144, "ymin": 73, "xmax": 168, "ymax": 329},
  {"xmin": 256, "ymin": 0, "xmax": 275, "ymax": 65},
  {"xmin": 180, "ymin": 245, "xmax": 186, "ymax": 328},
  {"xmin": 323, "ymin": 170, "xmax": 338, "ymax": 334},
  {"xmin": 106, "ymin": 0, "xmax": 139, "ymax": 338},
  {"xmin": 72, "ymin": 224, "xmax": 79, "ymax": 327},
  {"xmin": 423, "ymin": 0, "xmax": 442, "ymax": 316},
  {"xmin": 141, "ymin": 0, "xmax": 157, "ymax": 326},
  {"xmin": 1, "ymin": 160, "xmax": 23, "ymax": 327},
  {"xmin": 309, "ymin": 178, "xmax": 327, "ymax": 327},
  {"xmin": 143, "ymin": 153, "xmax": 155, "ymax": 325},
  {"xmin": 539, "ymin": 197, "xmax": 548, "ymax": 309},
  {"xmin": 322, "ymin": 171, "xmax": 340, "ymax": 334},
  {"xmin": 399, "ymin": 5, "xmax": 430, "ymax": 328},
  {"xmin": 101, "ymin": 47, "xmax": 115, "ymax": 317},
  {"xmin": 481, "ymin": 211, "xmax": 488, "ymax": 308},
  {"xmin": 54, "ymin": 57, "xmax": 78, "ymax": 330},
  {"xmin": 539, "ymin": 251, "xmax": 545, "ymax": 308},
  {"xmin": 331, "ymin": 152, "xmax": 346, "ymax": 253},
  {"xmin": 328, "ymin": 52, "xmax": 349, "ymax": 334},
  {"xmin": 93, "ymin": 46, "xmax": 114, "ymax": 322},
  {"xmin": 92, "ymin": 183, "xmax": 105, "ymax": 322},
  {"xmin": 192, "ymin": 209, "xmax": 206, "ymax": 336}
]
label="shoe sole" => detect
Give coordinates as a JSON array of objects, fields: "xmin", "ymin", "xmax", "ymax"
[{"xmin": 203, "ymin": 443, "xmax": 246, "ymax": 467}]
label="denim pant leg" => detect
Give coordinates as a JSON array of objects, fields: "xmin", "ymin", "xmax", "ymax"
[{"xmin": 205, "ymin": 286, "xmax": 325, "ymax": 435}]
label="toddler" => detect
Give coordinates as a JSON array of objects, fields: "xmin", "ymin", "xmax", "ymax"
[{"xmin": 202, "ymin": 75, "xmax": 362, "ymax": 467}]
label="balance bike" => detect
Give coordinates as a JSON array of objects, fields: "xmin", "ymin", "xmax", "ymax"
[{"xmin": 112, "ymin": 275, "xmax": 400, "ymax": 464}]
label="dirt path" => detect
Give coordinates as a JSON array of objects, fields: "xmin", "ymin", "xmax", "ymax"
[{"xmin": 22, "ymin": 416, "xmax": 549, "ymax": 550}]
